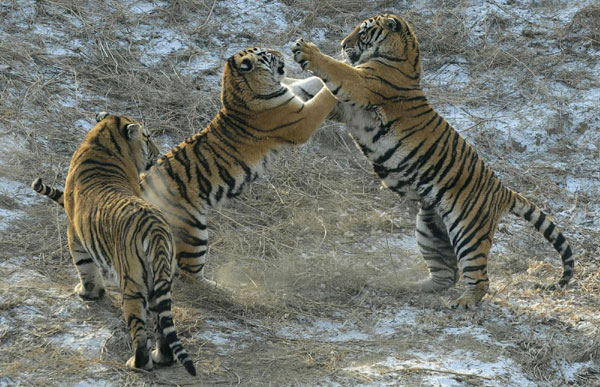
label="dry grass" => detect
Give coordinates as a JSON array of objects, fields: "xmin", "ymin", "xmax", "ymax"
[{"xmin": 1, "ymin": 0, "xmax": 599, "ymax": 385}]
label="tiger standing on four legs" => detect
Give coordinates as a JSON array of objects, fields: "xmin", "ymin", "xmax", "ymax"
[
  {"xmin": 292, "ymin": 14, "xmax": 574, "ymax": 308},
  {"xmin": 41, "ymin": 112, "xmax": 196, "ymax": 375}
]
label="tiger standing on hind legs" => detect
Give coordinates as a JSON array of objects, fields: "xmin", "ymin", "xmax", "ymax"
[
  {"xmin": 33, "ymin": 47, "xmax": 337, "ymax": 288},
  {"xmin": 138, "ymin": 47, "xmax": 337, "ymax": 283},
  {"xmin": 291, "ymin": 14, "xmax": 574, "ymax": 309},
  {"xmin": 42, "ymin": 112, "xmax": 196, "ymax": 375}
]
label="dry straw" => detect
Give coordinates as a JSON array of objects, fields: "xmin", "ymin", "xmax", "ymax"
[{"xmin": 1, "ymin": 0, "xmax": 598, "ymax": 384}]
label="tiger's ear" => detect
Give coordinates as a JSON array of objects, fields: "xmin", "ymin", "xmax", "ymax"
[
  {"xmin": 96, "ymin": 111, "xmax": 109, "ymax": 122},
  {"xmin": 124, "ymin": 123, "xmax": 142, "ymax": 140},
  {"xmin": 382, "ymin": 16, "xmax": 401, "ymax": 32},
  {"xmin": 239, "ymin": 57, "xmax": 254, "ymax": 72}
]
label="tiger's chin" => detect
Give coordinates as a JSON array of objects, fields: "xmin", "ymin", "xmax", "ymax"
[{"xmin": 343, "ymin": 48, "xmax": 366, "ymax": 66}]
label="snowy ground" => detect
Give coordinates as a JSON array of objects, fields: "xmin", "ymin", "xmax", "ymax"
[{"xmin": 1, "ymin": 0, "xmax": 599, "ymax": 385}]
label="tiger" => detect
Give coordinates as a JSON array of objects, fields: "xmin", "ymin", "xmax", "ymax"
[
  {"xmin": 34, "ymin": 112, "xmax": 196, "ymax": 375},
  {"xmin": 34, "ymin": 48, "xmax": 337, "ymax": 286},
  {"xmin": 137, "ymin": 47, "xmax": 337, "ymax": 280},
  {"xmin": 291, "ymin": 14, "xmax": 574, "ymax": 309}
]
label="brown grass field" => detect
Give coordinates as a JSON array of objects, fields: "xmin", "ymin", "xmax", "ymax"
[{"xmin": 0, "ymin": 0, "xmax": 599, "ymax": 385}]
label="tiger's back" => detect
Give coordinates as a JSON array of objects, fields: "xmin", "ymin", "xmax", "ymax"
[{"xmin": 61, "ymin": 113, "xmax": 195, "ymax": 375}]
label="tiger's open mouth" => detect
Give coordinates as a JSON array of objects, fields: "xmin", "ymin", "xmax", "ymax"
[{"xmin": 277, "ymin": 63, "xmax": 285, "ymax": 75}]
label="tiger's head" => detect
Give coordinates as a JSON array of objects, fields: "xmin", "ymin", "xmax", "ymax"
[
  {"xmin": 95, "ymin": 112, "xmax": 159, "ymax": 173},
  {"xmin": 341, "ymin": 14, "xmax": 421, "ymax": 80},
  {"xmin": 222, "ymin": 47, "xmax": 287, "ymax": 110}
]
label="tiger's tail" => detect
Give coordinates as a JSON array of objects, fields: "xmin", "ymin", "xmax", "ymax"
[
  {"xmin": 31, "ymin": 178, "xmax": 64, "ymax": 207},
  {"xmin": 509, "ymin": 192, "xmax": 574, "ymax": 287},
  {"xmin": 152, "ymin": 238, "xmax": 196, "ymax": 376}
]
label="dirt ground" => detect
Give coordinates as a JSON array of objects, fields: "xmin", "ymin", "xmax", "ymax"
[{"xmin": 1, "ymin": 0, "xmax": 599, "ymax": 386}]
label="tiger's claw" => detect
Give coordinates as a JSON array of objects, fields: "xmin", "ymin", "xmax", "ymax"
[{"xmin": 291, "ymin": 38, "xmax": 321, "ymax": 72}]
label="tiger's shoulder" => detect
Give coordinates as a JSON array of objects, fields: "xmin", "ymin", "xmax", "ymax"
[{"xmin": 64, "ymin": 112, "xmax": 158, "ymax": 213}]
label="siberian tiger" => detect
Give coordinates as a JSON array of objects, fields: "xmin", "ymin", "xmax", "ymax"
[
  {"xmin": 34, "ymin": 47, "xmax": 337, "ymax": 286},
  {"xmin": 291, "ymin": 14, "xmax": 574, "ymax": 308},
  {"xmin": 35, "ymin": 112, "xmax": 196, "ymax": 375},
  {"xmin": 138, "ymin": 47, "xmax": 337, "ymax": 280}
]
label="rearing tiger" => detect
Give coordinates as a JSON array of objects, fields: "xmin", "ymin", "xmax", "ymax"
[
  {"xmin": 138, "ymin": 47, "xmax": 336, "ymax": 281},
  {"xmin": 34, "ymin": 47, "xmax": 337, "ymax": 285},
  {"xmin": 291, "ymin": 14, "xmax": 574, "ymax": 308}
]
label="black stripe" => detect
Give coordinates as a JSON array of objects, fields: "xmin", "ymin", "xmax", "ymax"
[
  {"xmin": 462, "ymin": 265, "xmax": 486, "ymax": 273},
  {"xmin": 534, "ymin": 212, "xmax": 546, "ymax": 230},
  {"xmin": 553, "ymin": 233, "xmax": 566, "ymax": 250},
  {"xmin": 523, "ymin": 205, "xmax": 535, "ymax": 221}
]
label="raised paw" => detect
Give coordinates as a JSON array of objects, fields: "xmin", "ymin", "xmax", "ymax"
[
  {"xmin": 291, "ymin": 38, "xmax": 320, "ymax": 71},
  {"xmin": 449, "ymin": 288, "xmax": 487, "ymax": 310}
]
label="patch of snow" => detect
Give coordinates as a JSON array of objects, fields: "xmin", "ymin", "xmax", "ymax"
[
  {"xmin": 0, "ymin": 208, "xmax": 25, "ymax": 230},
  {"xmin": 4, "ymin": 267, "xmax": 45, "ymax": 283},
  {"xmin": 73, "ymin": 378, "xmax": 115, "ymax": 387},
  {"xmin": 194, "ymin": 320, "xmax": 255, "ymax": 354},
  {"xmin": 277, "ymin": 318, "xmax": 369, "ymax": 342},
  {"xmin": 373, "ymin": 308, "xmax": 419, "ymax": 335},
  {"xmin": 427, "ymin": 62, "xmax": 470, "ymax": 90},
  {"xmin": 0, "ymin": 0, "xmax": 36, "ymax": 33},
  {"xmin": 441, "ymin": 326, "xmax": 508, "ymax": 346},
  {"xmin": 565, "ymin": 176, "xmax": 600, "ymax": 196},
  {"xmin": 560, "ymin": 360, "xmax": 596, "ymax": 382},
  {"xmin": 0, "ymin": 377, "xmax": 19, "ymax": 387},
  {"xmin": 0, "ymin": 134, "xmax": 27, "ymax": 155},
  {"xmin": 216, "ymin": 0, "xmax": 289, "ymax": 37},
  {"xmin": 0, "ymin": 177, "xmax": 44, "ymax": 229},
  {"xmin": 74, "ymin": 118, "xmax": 93, "ymax": 131},
  {"xmin": 0, "ymin": 177, "xmax": 38, "ymax": 205},
  {"xmin": 381, "ymin": 233, "xmax": 418, "ymax": 251},
  {"xmin": 126, "ymin": 0, "xmax": 167, "ymax": 14},
  {"xmin": 186, "ymin": 54, "xmax": 222, "ymax": 72},
  {"xmin": 346, "ymin": 350, "xmax": 537, "ymax": 387},
  {"xmin": 50, "ymin": 322, "xmax": 113, "ymax": 359},
  {"xmin": 133, "ymin": 25, "xmax": 187, "ymax": 66}
]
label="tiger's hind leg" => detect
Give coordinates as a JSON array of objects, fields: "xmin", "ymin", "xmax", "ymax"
[
  {"xmin": 67, "ymin": 225, "xmax": 105, "ymax": 299},
  {"xmin": 149, "ymin": 294, "xmax": 175, "ymax": 367},
  {"xmin": 150, "ymin": 313, "xmax": 175, "ymax": 366},
  {"xmin": 408, "ymin": 204, "xmax": 458, "ymax": 292},
  {"xmin": 170, "ymin": 214, "xmax": 209, "ymax": 282},
  {"xmin": 447, "ymin": 219, "xmax": 495, "ymax": 309},
  {"xmin": 122, "ymin": 289, "xmax": 153, "ymax": 371}
]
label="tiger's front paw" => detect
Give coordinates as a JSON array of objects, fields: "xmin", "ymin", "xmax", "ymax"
[{"xmin": 292, "ymin": 38, "xmax": 321, "ymax": 72}]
